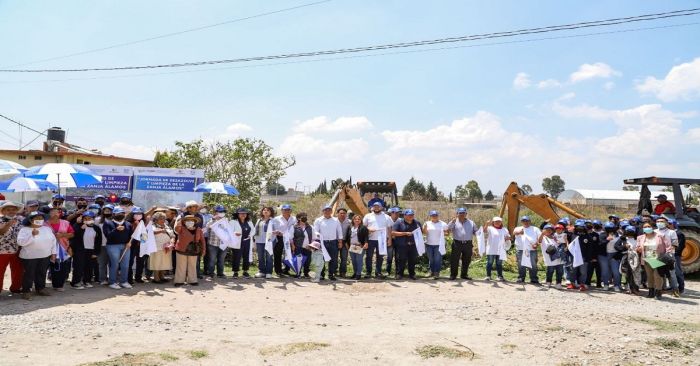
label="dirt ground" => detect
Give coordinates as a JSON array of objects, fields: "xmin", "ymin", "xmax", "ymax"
[{"xmin": 1, "ymin": 275, "xmax": 699, "ymax": 366}]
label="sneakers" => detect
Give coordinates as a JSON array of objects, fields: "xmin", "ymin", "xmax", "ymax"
[
  {"xmin": 53, "ymin": 287, "xmax": 65, "ymax": 292},
  {"xmin": 120, "ymin": 282, "xmax": 132, "ymax": 289},
  {"xmin": 554, "ymin": 284, "xmax": 563, "ymax": 290},
  {"xmin": 22, "ymin": 292, "xmax": 33, "ymax": 300},
  {"xmin": 83, "ymin": 282, "xmax": 94, "ymax": 288},
  {"xmin": 672, "ymin": 290, "xmax": 680, "ymax": 298},
  {"xmin": 100, "ymin": 281, "xmax": 108, "ymax": 286},
  {"xmin": 614, "ymin": 286, "xmax": 622, "ymax": 292},
  {"xmin": 546, "ymin": 282, "xmax": 552, "ymax": 288},
  {"xmin": 498, "ymin": 277, "xmax": 506, "ymax": 282},
  {"xmin": 311, "ymin": 278, "xmax": 320, "ymax": 283},
  {"xmin": 483, "ymin": 277, "xmax": 492, "ymax": 281},
  {"xmin": 265, "ymin": 274, "xmax": 272, "ymax": 279},
  {"xmin": 604, "ymin": 284, "xmax": 610, "ymax": 291},
  {"xmin": 254, "ymin": 272, "xmax": 264, "ymax": 278},
  {"xmin": 242, "ymin": 272, "xmax": 250, "ymax": 278},
  {"xmin": 109, "ymin": 283, "xmax": 121, "ymax": 290},
  {"xmin": 71, "ymin": 284, "xmax": 85, "ymax": 290},
  {"xmin": 566, "ymin": 284, "xmax": 576, "ymax": 290},
  {"xmin": 579, "ymin": 284, "xmax": 587, "ymax": 292},
  {"xmin": 36, "ymin": 288, "xmax": 51, "ymax": 296}
]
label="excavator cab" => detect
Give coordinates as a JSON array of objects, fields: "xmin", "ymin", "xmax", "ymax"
[
  {"xmin": 326, "ymin": 181, "xmax": 399, "ymax": 218},
  {"xmin": 499, "ymin": 182, "xmax": 585, "ymax": 234}
]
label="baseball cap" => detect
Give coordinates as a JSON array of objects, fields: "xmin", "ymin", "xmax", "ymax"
[
  {"xmin": 456, "ymin": 208, "xmax": 467, "ymax": 214},
  {"xmin": 404, "ymin": 209, "xmax": 415, "ymax": 215},
  {"xmin": 429, "ymin": 210, "xmax": 438, "ymax": 216},
  {"xmin": 281, "ymin": 204, "xmax": 292, "ymax": 210}
]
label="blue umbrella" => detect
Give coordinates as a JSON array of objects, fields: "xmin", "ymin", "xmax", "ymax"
[
  {"xmin": 194, "ymin": 182, "xmax": 239, "ymax": 195},
  {"xmin": 284, "ymin": 254, "xmax": 308, "ymax": 276},
  {"xmin": 0, "ymin": 159, "xmax": 27, "ymax": 176},
  {"xmin": 0, "ymin": 176, "xmax": 57, "ymax": 192},
  {"xmin": 24, "ymin": 163, "xmax": 102, "ymax": 189}
]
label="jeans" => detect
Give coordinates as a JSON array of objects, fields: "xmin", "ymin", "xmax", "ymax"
[
  {"xmin": 106, "ymin": 244, "xmax": 130, "ymax": 285},
  {"xmin": 339, "ymin": 245, "xmax": 349, "ymax": 275},
  {"xmin": 516, "ymin": 249, "xmax": 539, "ymax": 282},
  {"xmin": 395, "ymin": 243, "xmax": 418, "ymax": 277},
  {"xmin": 365, "ymin": 240, "xmax": 384, "ymax": 276},
  {"xmin": 350, "ymin": 249, "xmax": 364, "ymax": 276},
  {"xmin": 426, "ymin": 245, "xmax": 442, "ymax": 274},
  {"xmin": 98, "ymin": 248, "xmax": 109, "ymax": 282},
  {"xmin": 486, "ymin": 254, "xmax": 503, "ymax": 278},
  {"xmin": 256, "ymin": 243, "xmax": 273, "ymax": 275},
  {"xmin": 274, "ymin": 236, "xmax": 287, "ymax": 275},
  {"xmin": 207, "ymin": 245, "xmax": 227, "ymax": 276},
  {"xmin": 546, "ymin": 265, "xmax": 563, "ymax": 284},
  {"xmin": 21, "ymin": 257, "xmax": 50, "ymax": 293},
  {"xmin": 386, "ymin": 245, "xmax": 394, "ymax": 275},
  {"xmin": 320, "ymin": 240, "xmax": 339, "ymax": 278},
  {"xmin": 567, "ymin": 263, "xmax": 588, "ymax": 286},
  {"xmin": 128, "ymin": 242, "xmax": 150, "ymax": 282},
  {"xmin": 586, "ymin": 260, "xmax": 601, "ymax": 286},
  {"xmin": 599, "ymin": 253, "xmax": 621, "ymax": 287},
  {"xmin": 51, "ymin": 257, "xmax": 72, "ymax": 289},
  {"xmin": 450, "ymin": 240, "xmax": 473, "ymax": 278},
  {"xmin": 310, "ymin": 250, "xmax": 325, "ymax": 281},
  {"xmin": 233, "ymin": 240, "xmax": 251, "ymax": 273},
  {"xmin": 675, "ymin": 255, "xmax": 685, "ymax": 292}
]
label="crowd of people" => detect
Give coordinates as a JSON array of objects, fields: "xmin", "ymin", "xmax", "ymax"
[{"xmin": 0, "ymin": 192, "xmax": 687, "ymax": 301}]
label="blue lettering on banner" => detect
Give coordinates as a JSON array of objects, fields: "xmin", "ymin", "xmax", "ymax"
[
  {"xmin": 83, "ymin": 175, "xmax": 131, "ymax": 191},
  {"xmin": 134, "ymin": 176, "xmax": 200, "ymax": 192}
]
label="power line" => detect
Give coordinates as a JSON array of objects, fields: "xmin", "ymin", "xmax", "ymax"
[
  {"xmin": 0, "ymin": 21, "xmax": 696, "ymax": 84},
  {"xmin": 1, "ymin": 7, "xmax": 697, "ymax": 73},
  {"xmin": 2, "ymin": 0, "xmax": 333, "ymax": 68},
  {"xmin": 0, "ymin": 113, "xmax": 47, "ymax": 136}
]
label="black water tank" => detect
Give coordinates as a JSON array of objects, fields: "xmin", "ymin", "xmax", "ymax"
[{"xmin": 47, "ymin": 127, "xmax": 65, "ymax": 142}]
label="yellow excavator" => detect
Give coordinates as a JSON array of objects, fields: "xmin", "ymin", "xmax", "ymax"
[
  {"xmin": 499, "ymin": 181, "xmax": 585, "ymax": 234},
  {"xmin": 327, "ymin": 181, "xmax": 399, "ymax": 216}
]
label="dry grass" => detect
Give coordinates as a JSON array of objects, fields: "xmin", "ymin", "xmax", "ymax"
[
  {"xmin": 647, "ymin": 337, "xmax": 698, "ymax": 355},
  {"xmin": 80, "ymin": 349, "xmax": 206, "ymax": 366},
  {"xmin": 415, "ymin": 344, "xmax": 474, "ymax": 360},
  {"xmin": 500, "ymin": 343, "xmax": 517, "ymax": 354},
  {"xmin": 259, "ymin": 342, "xmax": 331, "ymax": 357},
  {"xmin": 188, "ymin": 350, "xmax": 209, "ymax": 360},
  {"xmin": 630, "ymin": 317, "xmax": 700, "ymax": 333}
]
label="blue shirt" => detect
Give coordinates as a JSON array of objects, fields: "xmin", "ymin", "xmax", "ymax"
[{"xmin": 392, "ymin": 219, "xmax": 421, "ymax": 246}]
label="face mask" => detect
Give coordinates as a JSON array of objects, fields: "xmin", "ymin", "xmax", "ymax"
[
  {"xmin": 77, "ymin": 204, "xmax": 87, "ymax": 209},
  {"xmin": 84, "ymin": 220, "xmax": 94, "ymax": 226},
  {"xmin": 643, "ymin": 227, "xmax": 654, "ymax": 234},
  {"xmin": 215, "ymin": 212, "xmax": 225, "ymax": 218},
  {"xmin": 185, "ymin": 221, "xmax": 195, "ymax": 229},
  {"xmin": 33, "ymin": 219, "xmax": 44, "ymax": 226},
  {"xmin": 113, "ymin": 220, "xmax": 125, "ymax": 225},
  {"xmin": 656, "ymin": 223, "xmax": 666, "ymax": 229},
  {"xmin": 103, "ymin": 212, "xmax": 113, "ymax": 218},
  {"xmin": 120, "ymin": 200, "xmax": 130, "ymax": 205},
  {"xmin": 299, "ymin": 217, "xmax": 308, "ymax": 223},
  {"xmin": 133, "ymin": 214, "xmax": 143, "ymax": 221},
  {"xmin": 113, "ymin": 214, "xmax": 126, "ymax": 221},
  {"xmin": 95, "ymin": 200, "xmax": 105, "ymax": 206},
  {"xmin": 200, "ymin": 209, "xmax": 208, "ymax": 214}
]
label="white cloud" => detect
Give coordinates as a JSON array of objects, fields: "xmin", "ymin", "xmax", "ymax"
[
  {"xmin": 688, "ymin": 128, "xmax": 700, "ymax": 140},
  {"xmin": 537, "ymin": 79, "xmax": 561, "ymax": 89},
  {"xmin": 293, "ymin": 116, "xmax": 373, "ymax": 133},
  {"xmin": 569, "ymin": 62, "xmax": 621, "ymax": 83},
  {"xmin": 225, "ymin": 123, "xmax": 252, "ymax": 133},
  {"xmin": 636, "ymin": 57, "xmax": 700, "ymax": 102},
  {"xmin": 513, "ymin": 72, "xmax": 531, "ymax": 90},
  {"xmin": 100, "ymin": 141, "xmax": 155, "ymax": 160},
  {"xmin": 278, "ymin": 133, "xmax": 369, "ymax": 164},
  {"xmin": 603, "ymin": 81, "xmax": 615, "ymax": 90}
]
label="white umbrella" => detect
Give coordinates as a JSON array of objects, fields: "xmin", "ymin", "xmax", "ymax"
[
  {"xmin": 24, "ymin": 163, "xmax": 102, "ymax": 189},
  {"xmin": 0, "ymin": 176, "xmax": 58, "ymax": 192},
  {"xmin": 194, "ymin": 182, "xmax": 240, "ymax": 195},
  {"xmin": 0, "ymin": 159, "xmax": 27, "ymax": 176}
]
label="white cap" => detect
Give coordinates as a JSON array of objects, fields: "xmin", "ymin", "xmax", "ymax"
[
  {"xmin": 492, "ymin": 216, "xmax": 503, "ymax": 222},
  {"xmin": 185, "ymin": 200, "xmax": 199, "ymax": 208}
]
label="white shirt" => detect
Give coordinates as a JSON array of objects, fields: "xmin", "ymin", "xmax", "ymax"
[
  {"xmin": 541, "ymin": 235, "xmax": 562, "ymax": 266},
  {"xmin": 83, "ymin": 226, "xmax": 97, "ymax": 250},
  {"xmin": 486, "ymin": 226, "xmax": 509, "ymax": 255},
  {"xmin": 314, "ymin": 216, "xmax": 343, "ymax": 241},
  {"xmin": 272, "ymin": 215, "xmax": 297, "ymax": 235},
  {"xmin": 425, "ymin": 220, "xmax": 447, "ymax": 246},
  {"xmin": 514, "ymin": 225, "xmax": 541, "ymax": 251},
  {"xmin": 362, "ymin": 212, "xmax": 392, "ymax": 240},
  {"xmin": 655, "ymin": 228, "xmax": 678, "ymax": 249},
  {"xmin": 17, "ymin": 226, "xmax": 58, "ymax": 259}
]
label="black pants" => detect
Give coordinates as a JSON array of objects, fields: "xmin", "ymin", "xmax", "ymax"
[
  {"xmin": 302, "ymin": 248, "xmax": 312, "ymax": 276},
  {"xmin": 202, "ymin": 237, "xmax": 211, "ymax": 275},
  {"xmin": 396, "ymin": 243, "xmax": 418, "ymax": 277},
  {"xmin": 71, "ymin": 250, "xmax": 86, "ymax": 286},
  {"xmin": 83, "ymin": 249, "xmax": 99, "ymax": 283},
  {"xmin": 320, "ymin": 240, "xmax": 339, "ymax": 278},
  {"xmin": 586, "ymin": 259, "xmax": 601, "ymax": 286},
  {"xmin": 233, "ymin": 240, "xmax": 252, "ymax": 273},
  {"xmin": 365, "ymin": 240, "xmax": 384, "ymax": 276},
  {"xmin": 51, "ymin": 258, "xmax": 72, "ymax": 289},
  {"xmin": 128, "ymin": 241, "xmax": 149, "ymax": 282},
  {"xmin": 274, "ymin": 236, "xmax": 289, "ymax": 275},
  {"xmin": 21, "ymin": 257, "xmax": 50, "ymax": 293},
  {"xmin": 450, "ymin": 240, "xmax": 473, "ymax": 278}
]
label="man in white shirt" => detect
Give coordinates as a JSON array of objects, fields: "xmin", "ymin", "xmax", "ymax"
[
  {"xmin": 362, "ymin": 202, "xmax": 392, "ymax": 279},
  {"xmin": 514, "ymin": 216, "xmax": 542, "ymax": 284},
  {"xmin": 272, "ymin": 204, "xmax": 297, "ymax": 277},
  {"xmin": 314, "ymin": 205, "xmax": 344, "ymax": 281},
  {"xmin": 336, "ymin": 208, "xmax": 351, "ymax": 278}
]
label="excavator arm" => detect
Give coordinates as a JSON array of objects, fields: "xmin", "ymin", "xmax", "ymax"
[
  {"xmin": 499, "ymin": 182, "xmax": 585, "ymax": 234},
  {"xmin": 327, "ymin": 184, "xmax": 369, "ymax": 217}
]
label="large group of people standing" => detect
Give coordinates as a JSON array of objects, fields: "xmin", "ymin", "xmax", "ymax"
[{"xmin": 0, "ymin": 192, "xmax": 687, "ymax": 301}]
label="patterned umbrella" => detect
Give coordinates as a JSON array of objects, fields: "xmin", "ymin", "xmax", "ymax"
[
  {"xmin": 0, "ymin": 176, "xmax": 57, "ymax": 192},
  {"xmin": 0, "ymin": 159, "xmax": 27, "ymax": 176},
  {"xmin": 194, "ymin": 182, "xmax": 239, "ymax": 195},
  {"xmin": 24, "ymin": 163, "xmax": 102, "ymax": 188}
]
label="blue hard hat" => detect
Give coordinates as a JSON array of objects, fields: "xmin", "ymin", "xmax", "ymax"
[
  {"xmin": 25, "ymin": 199, "xmax": 40, "ymax": 206},
  {"xmin": 543, "ymin": 224, "xmax": 554, "ymax": 230},
  {"xmin": 604, "ymin": 222, "xmax": 616, "ymax": 230},
  {"xmin": 584, "ymin": 219, "xmax": 592, "ymax": 224},
  {"xmin": 630, "ymin": 217, "xmax": 640, "ymax": 224},
  {"xmin": 557, "ymin": 219, "xmax": 567, "ymax": 225},
  {"xmin": 620, "ymin": 220, "xmax": 629, "ymax": 228},
  {"xmin": 88, "ymin": 204, "xmax": 100, "ymax": 210},
  {"xmin": 103, "ymin": 204, "xmax": 114, "ymax": 211},
  {"xmin": 574, "ymin": 219, "xmax": 586, "ymax": 227},
  {"xmin": 608, "ymin": 214, "xmax": 619, "ymax": 219},
  {"xmin": 131, "ymin": 206, "xmax": 144, "ymax": 214},
  {"xmin": 404, "ymin": 209, "xmax": 415, "ymax": 215},
  {"xmin": 52, "ymin": 194, "xmax": 65, "ymax": 200},
  {"xmin": 213, "ymin": 204, "xmax": 226, "ymax": 213},
  {"xmin": 82, "ymin": 211, "xmax": 96, "ymax": 218},
  {"xmin": 281, "ymin": 204, "xmax": 292, "ymax": 210},
  {"xmin": 113, "ymin": 207, "xmax": 125, "ymax": 214},
  {"xmin": 429, "ymin": 210, "xmax": 438, "ymax": 216},
  {"xmin": 625, "ymin": 226, "xmax": 637, "ymax": 234},
  {"xmin": 456, "ymin": 207, "xmax": 467, "ymax": 214},
  {"xmin": 562, "ymin": 217, "xmax": 570, "ymax": 224},
  {"xmin": 371, "ymin": 202, "xmax": 382, "ymax": 207},
  {"xmin": 94, "ymin": 194, "xmax": 105, "ymax": 199},
  {"xmin": 119, "ymin": 192, "xmax": 132, "ymax": 199},
  {"xmin": 592, "ymin": 219, "xmax": 602, "ymax": 225},
  {"xmin": 520, "ymin": 215, "xmax": 531, "ymax": 222},
  {"xmin": 388, "ymin": 207, "xmax": 400, "ymax": 213},
  {"xmin": 322, "ymin": 204, "xmax": 332, "ymax": 211},
  {"xmin": 669, "ymin": 219, "xmax": 678, "ymax": 228}
]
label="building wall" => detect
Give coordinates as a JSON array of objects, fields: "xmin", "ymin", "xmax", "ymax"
[{"xmin": 0, "ymin": 151, "xmax": 152, "ymax": 168}]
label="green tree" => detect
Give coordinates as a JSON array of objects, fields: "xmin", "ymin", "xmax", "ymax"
[
  {"xmin": 484, "ymin": 190, "xmax": 494, "ymax": 201},
  {"xmin": 542, "ymin": 175, "xmax": 566, "ymax": 199},
  {"xmin": 402, "ymin": 177, "xmax": 427, "ymax": 200},
  {"xmin": 330, "ymin": 177, "xmax": 346, "ymax": 190},
  {"xmin": 521, "ymin": 184, "xmax": 533, "ymax": 195},
  {"xmin": 313, "ymin": 179, "xmax": 329, "ymax": 195},
  {"xmin": 154, "ymin": 138, "xmax": 295, "ymax": 210},
  {"xmin": 688, "ymin": 184, "xmax": 700, "ymax": 205},
  {"xmin": 266, "ymin": 182, "xmax": 287, "ymax": 196},
  {"xmin": 426, "ymin": 181, "xmax": 439, "ymax": 201},
  {"xmin": 622, "ymin": 185, "xmax": 639, "ymax": 191},
  {"xmin": 464, "ymin": 180, "xmax": 483, "ymax": 203}
]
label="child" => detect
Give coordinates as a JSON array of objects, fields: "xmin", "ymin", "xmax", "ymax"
[
  {"xmin": 307, "ymin": 240, "xmax": 325, "ymax": 283},
  {"xmin": 554, "ymin": 224, "xmax": 572, "ymax": 287},
  {"xmin": 540, "ymin": 224, "xmax": 563, "ymax": 289}
]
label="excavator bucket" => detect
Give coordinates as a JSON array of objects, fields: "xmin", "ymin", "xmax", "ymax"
[{"xmin": 500, "ymin": 181, "xmax": 584, "ymax": 234}]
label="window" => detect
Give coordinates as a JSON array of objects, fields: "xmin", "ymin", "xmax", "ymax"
[
  {"xmin": 34, "ymin": 156, "xmax": 42, "ymax": 160},
  {"xmin": 77, "ymin": 159, "xmax": 90, "ymax": 165},
  {"xmin": 18, "ymin": 155, "xmax": 26, "ymax": 160}
]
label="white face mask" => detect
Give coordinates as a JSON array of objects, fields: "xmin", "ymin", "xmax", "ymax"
[
  {"xmin": 185, "ymin": 221, "xmax": 195, "ymax": 229},
  {"xmin": 113, "ymin": 220, "xmax": 125, "ymax": 225},
  {"xmin": 84, "ymin": 220, "xmax": 94, "ymax": 226},
  {"xmin": 656, "ymin": 222, "xmax": 666, "ymax": 229},
  {"xmin": 133, "ymin": 214, "xmax": 143, "ymax": 221},
  {"xmin": 200, "ymin": 209, "xmax": 208, "ymax": 214},
  {"xmin": 215, "ymin": 212, "xmax": 226, "ymax": 219},
  {"xmin": 33, "ymin": 219, "xmax": 44, "ymax": 226}
]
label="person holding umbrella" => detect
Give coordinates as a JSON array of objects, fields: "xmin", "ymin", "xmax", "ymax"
[
  {"xmin": 102, "ymin": 207, "xmax": 133, "ymax": 289},
  {"xmin": 17, "ymin": 211, "xmax": 57, "ymax": 300},
  {"xmin": 174, "ymin": 215, "xmax": 206, "ymax": 287},
  {"xmin": 292, "ymin": 212, "xmax": 313, "ymax": 279}
]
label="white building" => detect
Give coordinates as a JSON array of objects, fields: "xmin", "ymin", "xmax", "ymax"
[{"xmin": 559, "ymin": 189, "xmax": 676, "ymax": 208}]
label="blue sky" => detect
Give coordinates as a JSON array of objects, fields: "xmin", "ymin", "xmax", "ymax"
[{"xmin": 1, "ymin": 0, "xmax": 699, "ymax": 195}]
